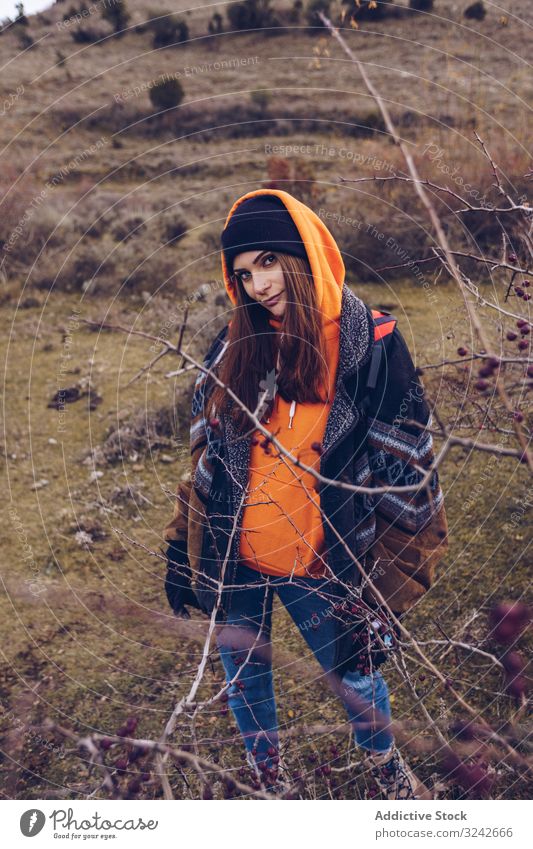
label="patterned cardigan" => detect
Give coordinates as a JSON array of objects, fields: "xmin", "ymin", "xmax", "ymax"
[{"xmin": 163, "ymin": 284, "xmax": 448, "ymax": 623}]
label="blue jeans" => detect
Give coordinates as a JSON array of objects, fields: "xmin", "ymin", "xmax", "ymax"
[{"xmin": 215, "ymin": 562, "xmax": 394, "ymax": 767}]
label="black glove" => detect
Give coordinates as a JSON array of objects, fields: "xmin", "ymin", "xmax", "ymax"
[{"xmin": 164, "ymin": 540, "xmax": 201, "ymax": 618}]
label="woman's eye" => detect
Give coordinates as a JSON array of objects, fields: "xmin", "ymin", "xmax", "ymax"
[{"xmin": 263, "ymin": 254, "xmax": 276, "ymax": 266}]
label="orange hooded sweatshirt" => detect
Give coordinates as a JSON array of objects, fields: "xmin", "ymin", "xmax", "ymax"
[{"xmin": 220, "ymin": 189, "xmax": 345, "ymax": 579}]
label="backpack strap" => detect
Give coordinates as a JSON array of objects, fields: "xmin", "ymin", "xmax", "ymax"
[{"xmin": 361, "ymin": 310, "xmax": 397, "ymax": 409}]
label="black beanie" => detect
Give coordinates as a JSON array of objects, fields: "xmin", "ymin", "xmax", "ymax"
[{"xmin": 221, "ymin": 195, "xmax": 309, "ymax": 270}]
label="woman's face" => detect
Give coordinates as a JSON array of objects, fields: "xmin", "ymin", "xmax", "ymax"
[{"xmin": 231, "ymin": 250, "xmax": 286, "ymax": 319}]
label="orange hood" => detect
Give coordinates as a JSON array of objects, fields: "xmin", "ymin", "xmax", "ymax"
[{"xmin": 220, "ymin": 188, "xmax": 345, "ymax": 323}]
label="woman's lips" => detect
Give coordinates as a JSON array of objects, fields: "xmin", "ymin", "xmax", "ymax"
[{"xmin": 263, "ymin": 292, "xmax": 282, "ymax": 306}]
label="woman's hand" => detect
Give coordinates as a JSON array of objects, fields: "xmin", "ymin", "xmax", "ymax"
[{"xmin": 165, "ymin": 540, "xmax": 201, "ymax": 618}]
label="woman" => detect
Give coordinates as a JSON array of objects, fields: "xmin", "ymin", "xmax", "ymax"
[{"xmin": 163, "ymin": 189, "xmax": 448, "ymax": 799}]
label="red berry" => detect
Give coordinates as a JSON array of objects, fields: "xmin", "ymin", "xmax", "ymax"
[
  {"xmin": 527, "ymin": 366, "xmax": 533, "ymax": 378},
  {"xmin": 457, "ymin": 347, "xmax": 468, "ymax": 356},
  {"xmin": 506, "ymin": 675, "xmax": 528, "ymax": 699},
  {"xmin": 126, "ymin": 778, "xmax": 142, "ymax": 797},
  {"xmin": 311, "ymin": 441, "xmax": 323, "ymax": 454},
  {"xmin": 125, "ymin": 716, "xmax": 138, "ymax": 734},
  {"xmin": 513, "ymin": 411, "xmax": 524, "ymax": 422},
  {"xmin": 450, "ymin": 720, "xmax": 485, "ymax": 740},
  {"xmin": 488, "ymin": 602, "xmax": 530, "ymax": 644},
  {"xmin": 209, "ymin": 417, "xmax": 220, "ymax": 429},
  {"xmin": 514, "ymin": 287, "xmax": 524, "ymax": 297},
  {"xmin": 267, "ymin": 746, "xmax": 277, "ymax": 757},
  {"xmin": 518, "ymin": 340, "xmax": 529, "ymax": 350},
  {"xmin": 506, "ymin": 331, "xmax": 518, "ymax": 341},
  {"xmin": 474, "ymin": 379, "xmax": 489, "ymax": 391},
  {"xmin": 440, "ymin": 752, "xmax": 493, "ymax": 797},
  {"xmin": 508, "ymin": 253, "xmax": 517, "ymax": 262},
  {"xmin": 478, "ymin": 366, "xmax": 492, "ymax": 378},
  {"xmin": 517, "ymin": 319, "xmax": 528, "ymax": 328},
  {"xmin": 520, "ymin": 326, "xmax": 530, "ymax": 335},
  {"xmin": 502, "ymin": 650, "xmax": 526, "ymax": 675},
  {"xmin": 100, "ymin": 737, "xmax": 113, "ymax": 750},
  {"xmin": 524, "ymin": 294, "xmax": 531, "ymax": 301},
  {"xmin": 128, "ymin": 745, "xmax": 147, "ymax": 764}
]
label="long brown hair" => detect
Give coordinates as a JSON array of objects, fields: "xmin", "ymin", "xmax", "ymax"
[{"xmin": 209, "ymin": 252, "xmax": 330, "ymax": 434}]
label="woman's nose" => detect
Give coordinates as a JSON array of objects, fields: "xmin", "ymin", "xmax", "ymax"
[{"xmin": 253, "ymin": 274, "xmax": 271, "ymax": 297}]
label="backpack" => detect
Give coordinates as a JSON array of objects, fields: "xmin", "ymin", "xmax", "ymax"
[{"xmin": 359, "ymin": 309, "xmax": 449, "ymax": 618}]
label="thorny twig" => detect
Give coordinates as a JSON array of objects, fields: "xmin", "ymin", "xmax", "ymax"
[{"xmin": 318, "ymin": 11, "xmax": 532, "ymax": 473}]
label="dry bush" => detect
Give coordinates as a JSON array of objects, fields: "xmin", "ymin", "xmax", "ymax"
[
  {"xmin": 0, "ymin": 162, "xmax": 43, "ymax": 261},
  {"xmin": 329, "ymin": 137, "xmax": 531, "ymax": 283},
  {"xmin": 5, "ymin": 184, "xmax": 193, "ymax": 295},
  {"xmin": 89, "ymin": 404, "xmax": 187, "ymax": 466}
]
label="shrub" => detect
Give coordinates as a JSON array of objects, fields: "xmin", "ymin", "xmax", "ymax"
[
  {"xmin": 464, "ymin": 1, "xmax": 486, "ymax": 20},
  {"xmin": 63, "ymin": 5, "xmax": 79, "ymax": 22},
  {"xmin": 148, "ymin": 10, "xmax": 189, "ymax": 46},
  {"xmin": 160, "ymin": 211, "xmax": 188, "ymax": 246},
  {"xmin": 288, "ymin": 0, "xmax": 303, "ymax": 22},
  {"xmin": 341, "ymin": 0, "xmax": 391, "ymax": 21},
  {"xmin": 305, "ymin": 0, "xmax": 330, "ymax": 28},
  {"xmin": 149, "ymin": 77, "xmax": 184, "ymax": 110},
  {"xmin": 14, "ymin": 2, "xmax": 29, "ymax": 26},
  {"xmin": 227, "ymin": 0, "xmax": 279, "ymax": 30},
  {"xmin": 409, "ymin": 0, "xmax": 434, "ymax": 10},
  {"xmin": 112, "ymin": 214, "xmax": 147, "ymax": 243},
  {"xmin": 101, "ymin": 0, "xmax": 130, "ymax": 36},
  {"xmin": 70, "ymin": 25, "xmax": 104, "ymax": 43},
  {"xmin": 264, "ymin": 155, "xmax": 320, "ymax": 204},
  {"xmin": 0, "ymin": 162, "xmax": 43, "ymax": 262},
  {"xmin": 16, "ymin": 30, "xmax": 35, "ymax": 48},
  {"xmin": 208, "ymin": 11, "xmax": 224, "ymax": 34},
  {"xmin": 250, "ymin": 89, "xmax": 271, "ymax": 110},
  {"xmin": 88, "ymin": 403, "xmax": 189, "ymax": 465}
]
